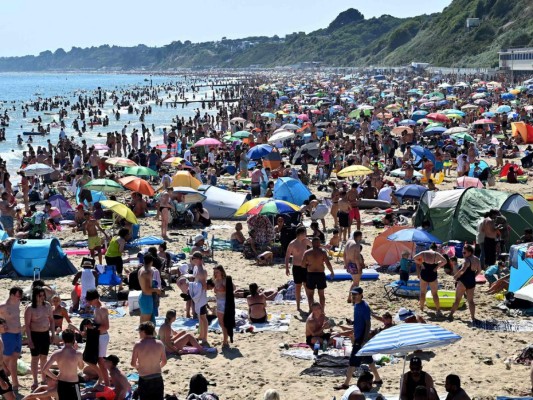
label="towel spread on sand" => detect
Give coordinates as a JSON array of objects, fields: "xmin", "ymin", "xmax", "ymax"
[{"xmin": 473, "ymin": 319, "xmax": 533, "ymax": 332}]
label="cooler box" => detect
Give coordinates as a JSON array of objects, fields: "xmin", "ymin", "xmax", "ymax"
[{"xmin": 128, "ymin": 290, "xmax": 142, "ymax": 313}]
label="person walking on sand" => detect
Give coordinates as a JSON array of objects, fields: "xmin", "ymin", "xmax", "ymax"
[
  {"xmin": 302, "ymin": 237, "xmax": 334, "ymax": 311},
  {"xmin": 448, "ymin": 244, "xmax": 481, "ymax": 322},
  {"xmin": 138, "ymin": 254, "xmax": 161, "ymax": 324},
  {"xmin": 131, "ymin": 322, "xmax": 167, "ymax": 400},
  {"xmin": 344, "ymin": 231, "xmax": 364, "ymax": 302},
  {"xmin": 0, "ymin": 287, "xmax": 23, "ymax": 391},
  {"xmin": 85, "ymin": 289, "xmax": 110, "ymax": 387},
  {"xmin": 41, "ymin": 329, "xmax": 83, "ymax": 400},
  {"xmin": 0, "ymin": 318, "xmax": 15, "ymax": 400},
  {"xmin": 24, "ymin": 286, "xmax": 54, "ymax": 391},
  {"xmin": 414, "ymin": 243, "xmax": 447, "ymax": 316},
  {"xmin": 158, "ymin": 188, "xmax": 173, "ymax": 240},
  {"xmin": 82, "ymin": 211, "xmax": 109, "ymax": 264},
  {"xmin": 285, "ymin": 227, "xmax": 312, "ymax": 311}
]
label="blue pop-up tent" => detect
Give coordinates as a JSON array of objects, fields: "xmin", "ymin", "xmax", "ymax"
[
  {"xmin": 274, "ymin": 177, "xmax": 311, "ymax": 206},
  {"xmin": 509, "ymin": 245, "xmax": 533, "ymax": 293}
]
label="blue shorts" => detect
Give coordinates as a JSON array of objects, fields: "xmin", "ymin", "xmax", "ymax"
[
  {"xmin": 139, "ymin": 293, "xmax": 153, "ymax": 315},
  {"xmin": 0, "ymin": 216, "xmax": 14, "ymax": 231},
  {"xmin": 2, "ymin": 332, "xmax": 22, "ymax": 356}
]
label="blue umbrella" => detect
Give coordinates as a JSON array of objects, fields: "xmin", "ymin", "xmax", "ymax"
[
  {"xmin": 501, "ymin": 93, "xmax": 515, "ymax": 100},
  {"xmin": 399, "ymin": 119, "xmax": 416, "ymax": 126},
  {"xmin": 496, "ymin": 105, "xmax": 511, "ymax": 113},
  {"xmin": 388, "ymin": 228, "xmax": 442, "ymax": 244},
  {"xmin": 395, "ymin": 185, "xmax": 428, "ymax": 201},
  {"xmin": 246, "ymin": 144, "xmax": 273, "ymax": 160},
  {"xmin": 482, "ymin": 111, "xmax": 495, "ymax": 118},
  {"xmin": 279, "ymin": 95, "xmax": 289, "ymax": 101},
  {"xmin": 423, "ymin": 126, "xmax": 447, "ymax": 135},
  {"xmin": 357, "ymin": 323, "xmax": 461, "ymax": 356},
  {"xmin": 437, "ymin": 99, "xmax": 449, "ymax": 106},
  {"xmin": 507, "ymin": 112, "xmax": 519, "ymax": 119},
  {"xmin": 411, "ymin": 145, "xmax": 436, "ymax": 165}
]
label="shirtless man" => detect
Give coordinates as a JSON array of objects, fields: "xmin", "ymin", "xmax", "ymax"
[
  {"xmin": 138, "ymin": 255, "xmax": 161, "ymax": 323},
  {"xmin": 302, "ymin": 237, "xmax": 334, "ymax": 311},
  {"xmin": 42, "ymin": 329, "xmax": 84, "ymax": 400},
  {"xmin": 24, "ymin": 286, "xmax": 54, "ymax": 391},
  {"xmin": 285, "ymin": 227, "xmax": 312, "ymax": 311},
  {"xmin": 344, "ymin": 231, "xmax": 364, "ymax": 302},
  {"xmin": 0, "ymin": 319, "xmax": 15, "ymax": 400},
  {"xmin": 103, "ymin": 355, "xmax": 132, "ymax": 400},
  {"xmin": 131, "ymin": 322, "xmax": 167, "ymax": 400},
  {"xmin": 0, "ymin": 192, "xmax": 16, "ymax": 237},
  {"xmin": 82, "ymin": 211, "xmax": 109, "ymax": 264},
  {"xmin": 85, "ymin": 289, "xmax": 110, "ymax": 387},
  {"xmin": 346, "ymin": 183, "xmax": 361, "ymax": 231},
  {"xmin": 158, "ymin": 188, "xmax": 172, "ymax": 239},
  {"xmin": 337, "ymin": 191, "xmax": 352, "ymax": 242},
  {"xmin": 481, "ymin": 209, "xmax": 500, "ymax": 267},
  {"xmin": 130, "ymin": 193, "xmax": 148, "ymax": 218},
  {"xmin": 305, "ymin": 302, "xmax": 331, "ymax": 347},
  {"xmin": 0, "ymin": 287, "xmax": 22, "ymax": 391}
]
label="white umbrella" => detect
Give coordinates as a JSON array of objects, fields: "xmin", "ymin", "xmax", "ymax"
[
  {"xmin": 514, "ymin": 284, "xmax": 533, "ymax": 302},
  {"xmin": 390, "ymin": 168, "xmax": 423, "ymax": 178},
  {"xmin": 443, "ymin": 126, "xmax": 469, "ymax": 135},
  {"xmin": 172, "ymin": 186, "xmax": 207, "ymax": 204},
  {"xmin": 230, "ymin": 117, "xmax": 247, "ymax": 123},
  {"xmin": 281, "ymin": 123, "xmax": 299, "ymax": 130},
  {"xmin": 22, "ymin": 163, "xmax": 55, "ymax": 176},
  {"xmin": 268, "ymin": 130, "xmax": 295, "ymax": 143}
]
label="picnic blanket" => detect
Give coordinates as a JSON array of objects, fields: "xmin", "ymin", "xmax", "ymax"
[
  {"xmin": 154, "ymin": 316, "xmax": 219, "ymax": 332},
  {"xmin": 472, "ymin": 319, "xmax": 533, "ymax": 332},
  {"xmin": 211, "ymin": 238, "xmax": 233, "ymax": 251},
  {"xmin": 69, "ymin": 302, "xmax": 127, "ymax": 319},
  {"xmin": 300, "ymin": 354, "xmax": 360, "ymax": 377}
]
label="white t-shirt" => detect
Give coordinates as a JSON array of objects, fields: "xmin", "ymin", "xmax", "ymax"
[
  {"xmin": 378, "ymin": 186, "xmax": 393, "ymax": 202},
  {"xmin": 184, "ymin": 149, "xmax": 191, "ymax": 162},
  {"xmin": 208, "ymin": 151, "xmax": 215, "ymax": 165},
  {"xmin": 188, "ymin": 281, "xmax": 207, "ymax": 315},
  {"xmin": 341, "ymin": 386, "xmax": 362, "ymax": 400}
]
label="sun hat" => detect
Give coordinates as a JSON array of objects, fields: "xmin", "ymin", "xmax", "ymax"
[{"xmin": 194, "ymin": 234, "xmax": 204, "ymax": 244}]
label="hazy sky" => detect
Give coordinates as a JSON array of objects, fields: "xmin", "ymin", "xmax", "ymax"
[{"xmin": 1, "ymin": 0, "xmax": 452, "ymax": 57}]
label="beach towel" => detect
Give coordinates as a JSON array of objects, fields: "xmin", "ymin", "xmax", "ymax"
[
  {"xmin": 154, "ymin": 317, "xmax": 219, "ymax": 332},
  {"xmin": 69, "ymin": 302, "xmax": 127, "ymax": 319},
  {"xmin": 125, "ymin": 236, "xmax": 165, "ymax": 248},
  {"xmin": 281, "ymin": 348, "xmax": 315, "ymax": 360},
  {"xmin": 211, "ymin": 238, "xmax": 233, "ymax": 251},
  {"xmin": 472, "ymin": 319, "xmax": 533, "ymax": 332},
  {"xmin": 300, "ymin": 355, "xmax": 359, "ymax": 377}
]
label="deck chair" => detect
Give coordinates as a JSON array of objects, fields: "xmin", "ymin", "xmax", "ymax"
[{"xmin": 97, "ymin": 265, "xmax": 122, "ymax": 299}]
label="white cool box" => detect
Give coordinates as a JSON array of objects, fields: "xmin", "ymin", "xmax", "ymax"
[{"xmin": 128, "ymin": 290, "xmax": 142, "ymax": 313}]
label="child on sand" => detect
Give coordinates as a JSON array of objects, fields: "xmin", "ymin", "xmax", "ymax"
[{"xmin": 82, "ymin": 211, "xmax": 109, "ymax": 264}]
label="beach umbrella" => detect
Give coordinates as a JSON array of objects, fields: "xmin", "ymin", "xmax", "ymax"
[
  {"xmin": 501, "ymin": 93, "xmax": 515, "ymax": 100},
  {"xmin": 232, "ymin": 130, "xmax": 252, "ymax": 139},
  {"xmin": 390, "ymin": 168, "xmax": 423, "ymax": 178},
  {"xmin": 234, "ymin": 197, "xmax": 271, "ymax": 216},
  {"xmin": 84, "ymin": 179, "xmax": 123, "ymax": 193},
  {"xmin": 399, "ymin": 119, "xmax": 416, "ymax": 126},
  {"xmin": 423, "ymin": 126, "xmax": 447, "ymax": 135},
  {"xmin": 261, "ymin": 112, "xmax": 276, "ymax": 119},
  {"xmin": 22, "ymin": 163, "xmax": 55, "ymax": 177},
  {"xmin": 120, "ymin": 177, "xmax": 155, "ymax": 197},
  {"xmin": 230, "ymin": 117, "xmax": 247, "ymax": 123},
  {"xmin": 473, "ymin": 118, "xmax": 494, "ymax": 125},
  {"xmin": 235, "ymin": 199, "xmax": 300, "ymax": 217},
  {"xmin": 371, "ymin": 226, "xmax": 416, "ymax": 266},
  {"xmin": 394, "ymin": 185, "xmax": 428, "ymax": 201},
  {"xmin": 247, "ymin": 144, "xmax": 273, "ymax": 160},
  {"xmin": 337, "ymin": 165, "xmax": 372, "ymax": 178},
  {"xmin": 388, "ymin": 228, "xmax": 442, "ymax": 244},
  {"xmin": 268, "ymin": 130, "xmax": 295, "ymax": 143},
  {"xmin": 426, "ymin": 113, "xmax": 449, "ymax": 123},
  {"xmin": 99, "ymin": 200, "xmax": 138, "ymax": 224},
  {"xmin": 172, "ymin": 187, "xmax": 207, "ymax": 204},
  {"xmin": 443, "ymin": 126, "xmax": 469, "ymax": 135},
  {"xmin": 442, "ymin": 109, "xmax": 465, "ymax": 116},
  {"xmin": 281, "ymin": 123, "xmax": 299, "ymax": 130},
  {"xmin": 124, "ymin": 166, "xmax": 158, "ymax": 177},
  {"xmin": 451, "ymin": 133, "xmax": 475, "ymax": 143},
  {"xmin": 162, "ymin": 157, "xmax": 193, "ymax": 168},
  {"xmin": 496, "ymin": 105, "xmax": 511, "ymax": 113},
  {"xmin": 474, "ymin": 99, "xmax": 489, "ymax": 106},
  {"xmin": 106, "ymin": 157, "xmax": 138, "ymax": 167},
  {"xmin": 193, "ymin": 138, "xmax": 222, "ymax": 147},
  {"xmin": 460, "ymin": 104, "xmax": 478, "ymax": 110},
  {"xmin": 392, "ymin": 126, "xmax": 413, "ymax": 135},
  {"xmin": 170, "ymin": 171, "xmax": 201, "ymax": 189},
  {"xmin": 515, "ymin": 284, "xmax": 533, "ymax": 303}
]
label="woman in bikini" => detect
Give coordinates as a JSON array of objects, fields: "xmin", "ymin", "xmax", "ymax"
[
  {"xmin": 213, "ymin": 266, "xmax": 234, "ymax": 347},
  {"xmin": 449, "ymin": 244, "xmax": 481, "ymax": 322},
  {"xmin": 329, "ymin": 182, "xmax": 340, "ymax": 228},
  {"xmin": 414, "ymin": 243, "xmax": 448, "ymax": 316},
  {"xmin": 51, "ymin": 295, "xmax": 71, "ymax": 332},
  {"xmin": 158, "ymin": 188, "xmax": 173, "ymax": 240},
  {"xmin": 158, "ymin": 310, "xmax": 205, "ymax": 354},
  {"xmin": 246, "ymin": 283, "xmax": 268, "ymax": 324}
]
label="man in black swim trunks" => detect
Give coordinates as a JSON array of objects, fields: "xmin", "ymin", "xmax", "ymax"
[
  {"xmin": 302, "ymin": 237, "xmax": 334, "ymax": 311},
  {"xmin": 285, "ymin": 227, "xmax": 312, "ymax": 312}
]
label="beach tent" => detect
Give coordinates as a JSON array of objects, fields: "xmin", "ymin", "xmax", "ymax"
[
  {"xmin": 1, "ymin": 238, "xmax": 77, "ymax": 278},
  {"xmin": 263, "ymin": 148, "xmax": 282, "ymax": 170},
  {"xmin": 414, "ymin": 188, "xmax": 533, "ymax": 243},
  {"xmin": 274, "ymin": 177, "xmax": 312, "ymax": 206},
  {"xmin": 75, "ymin": 188, "xmax": 107, "ymax": 205},
  {"xmin": 468, "ymin": 160, "xmax": 489, "ymax": 177},
  {"xmin": 292, "ymin": 142, "xmax": 320, "ymax": 165},
  {"xmin": 456, "ymin": 176, "xmax": 483, "ymax": 189},
  {"xmin": 499, "ymin": 163, "xmax": 524, "ymax": 177},
  {"xmin": 197, "ymin": 185, "xmax": 249, "ymax": 219},
  {"xmin": 509, "ymin": 245, "xmax": 533, "ymax": 293},
  {"xmin": 511, "ymin": 122, "xmax": 533, "ymax": 144},
  {"xmin": 48, "ymin": 194, "xmax": 74, "ymax": 216}
]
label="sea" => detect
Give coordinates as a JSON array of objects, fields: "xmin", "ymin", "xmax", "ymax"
[{"xmin": 0, "ymin": 72, "xmax": 225, "ymax": 177}]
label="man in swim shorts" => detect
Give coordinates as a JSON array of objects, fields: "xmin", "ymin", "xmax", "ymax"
[
  {"xmin": 344, "ymin": 231, "xmax": 364, "ymax": 302},
  {"xmin": 285, "ymin": 227, "xmax": 312, "ymax": 311},
  {"xmin": 302, "ymin": 237, "xmax": 334, "ymax": 312},
  {"xmin": 82, "ymin": 211, "xmax": 108, "ymax": 265},
  {"xmin": 0, "ymin": 287, "xmax": 22, "ymax": 390},
  {"xmin": 0, "ymin": 318, "xmax": 15, "ymax": 400},
  {"xmin": 138, "ymin": 255, "xmax": 161, "ymax": 324},
  {"xmin": 86, "ymin": 289, "xmax": 110, "ymax": 387}
]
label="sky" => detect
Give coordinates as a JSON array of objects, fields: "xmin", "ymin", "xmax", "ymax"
[{"xmin": 1, "ymin": 0, "xmax": 452, "ymax": 57}]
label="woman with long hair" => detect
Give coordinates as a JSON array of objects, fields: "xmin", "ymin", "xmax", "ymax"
[
  {"xmin": 246, "ymin": 283, "xmax": 268, "ymax": 323},
  {"xmin": 213, "ymin": 265, "xmax": 235, "ymax": 347}
]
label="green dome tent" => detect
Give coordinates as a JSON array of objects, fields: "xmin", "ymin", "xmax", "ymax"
[{"xmin": 414, "ymin": 188, "xmax": 533, "ymax": 244}]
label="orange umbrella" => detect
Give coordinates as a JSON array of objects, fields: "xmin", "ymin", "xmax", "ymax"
[
  {"xmin": 119, "ymin": 177, "xmax": 154, "ymax": 197},
  {"xmin": 371, "ymin": 225, "xmax": 415, "ymax": 266}
]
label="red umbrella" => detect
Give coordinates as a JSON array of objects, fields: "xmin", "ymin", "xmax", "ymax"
[
  {"xmin": 426, "ymin": 113, "xmax": 450, "ymax": 123},
  {"xmin": 297, "ymin": 114, "xmax": 309, "ymax": 121},
  {"xmin": 118, "ymin": 177, "xmax": 155, "ymax": 197},
  {"xmin": 473, "ymin": 118, "xmax": 495, "ymax": 124}
]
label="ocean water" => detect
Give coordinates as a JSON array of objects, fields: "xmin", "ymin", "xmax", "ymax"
[{"xmin": 0, "ymin": 72, "xmax": 222, "ymax": 175}]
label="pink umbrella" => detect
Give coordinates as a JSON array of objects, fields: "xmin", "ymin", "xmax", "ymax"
[
  {"xmin": 297, "ymin": 114, "xmax": 309, "ymax": 121},
  {"xmin": 311, "ymin": 109, "xmax": 322, "ymax": 114},
  {"xmin": 93, "ymin": 143, "xmax": 110, "ymax": 151},
  {"xmin": 426, "ymin": 113, "xmax": 450, "ymax": 123},
  {"xmin": 473, "ymin": 119, "xmax": 495, "ymax": 125},
  {"xmin": 456, "ymin": 176, "xmax": 483, "ymax": 189},
  {"xmin": 193, "ymin": 138, "xmax": 222, "ymax": 147}
]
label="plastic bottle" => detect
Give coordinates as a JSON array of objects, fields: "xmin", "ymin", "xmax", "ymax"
[
  {"xmin": 274, "ymin": 293, "xmax": 283, "ymax": 304},
  {"xmin": 322, "ymin": 340, "xmax": 328, "ymax": 352},
  {"xmin": 313, "ymin": 342, "xmax": 320, "ymax": 356}
]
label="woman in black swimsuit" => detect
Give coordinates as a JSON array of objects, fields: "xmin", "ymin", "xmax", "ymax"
[
  {"xmin": 449, "ymin": 244, "xmax": 481, "ymax": 321},
  {"xmin": 246, "ymin": 283, "xmax": 268, "ymax": 323},
  {"xmin": 414, "ymin": 243, "xmax": 447, "ymax": 316}
]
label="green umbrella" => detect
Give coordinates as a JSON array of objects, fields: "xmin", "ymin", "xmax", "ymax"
[
  {"xmin": 233, "ymin": 130, "xmax": 252, "ymax": 138},
  {"xmin": 84, "ymin": 179, "xmax": 123, "ymax": 193},
  {"xmin": 348, "ymin": 110, "xmax": 360, "ymax": 118},
  {"xmin": 451, "ymin": 133, "xmax": 475, "ymax": 143},
  {"xmin": 124, "ymin": 166, "xmax": 158, "ymax": 177},
  {"xmin": 429, "ymin": 91, "xmax": 445, "ymax": 99}
]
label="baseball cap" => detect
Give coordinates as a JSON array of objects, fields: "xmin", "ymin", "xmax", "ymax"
[
  {"xmin": 410, "ymin": 356, "xmax": 422, "ymax": 367},
  {"xmin": 104, "ymin": 355, "xmax": 119, "ymax": 366},
  {"xmin": 350, "ymin": 287, "xmax": 363, "ymax": 295}
]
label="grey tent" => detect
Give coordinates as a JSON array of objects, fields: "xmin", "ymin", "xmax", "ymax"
[{"xmin": 197, "ymin": 185, "xmax": 249, "ymax": 219}]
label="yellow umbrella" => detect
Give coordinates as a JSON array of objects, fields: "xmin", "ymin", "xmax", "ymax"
[
  {"xmin": 170, "ymin": 171, "xmax": 201, "ymax": 189},
  {"xmin": 100, "ymin": 200, "xmax": 138, "ymax": 224},
  {"xmin": 337, "ymin": 165, "xmax": 372, "ymax": 178},
  {"xmin": 234, "ymin": 197, "xmax": 271, "ymax": 217},
  {"xmin": 510, "ymin": 89, "xmax": 520, "ymax": 95}
]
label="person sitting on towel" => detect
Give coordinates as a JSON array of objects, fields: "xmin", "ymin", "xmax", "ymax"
[
  {"xmin": 305, "ymin": 302, "xmax": 331, "ymax": 347},
  {"xmin": 158, "ymin": 310, "xmax": 205, "ymax": 355},
  {"xmin": 400, "ymin": 357, "xmax": 438, "ymax": 400}
]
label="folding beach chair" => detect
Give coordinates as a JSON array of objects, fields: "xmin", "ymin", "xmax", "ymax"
[{"xmin": 97, "ymin": 265, "xmax": 122, "ymax": 299}]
